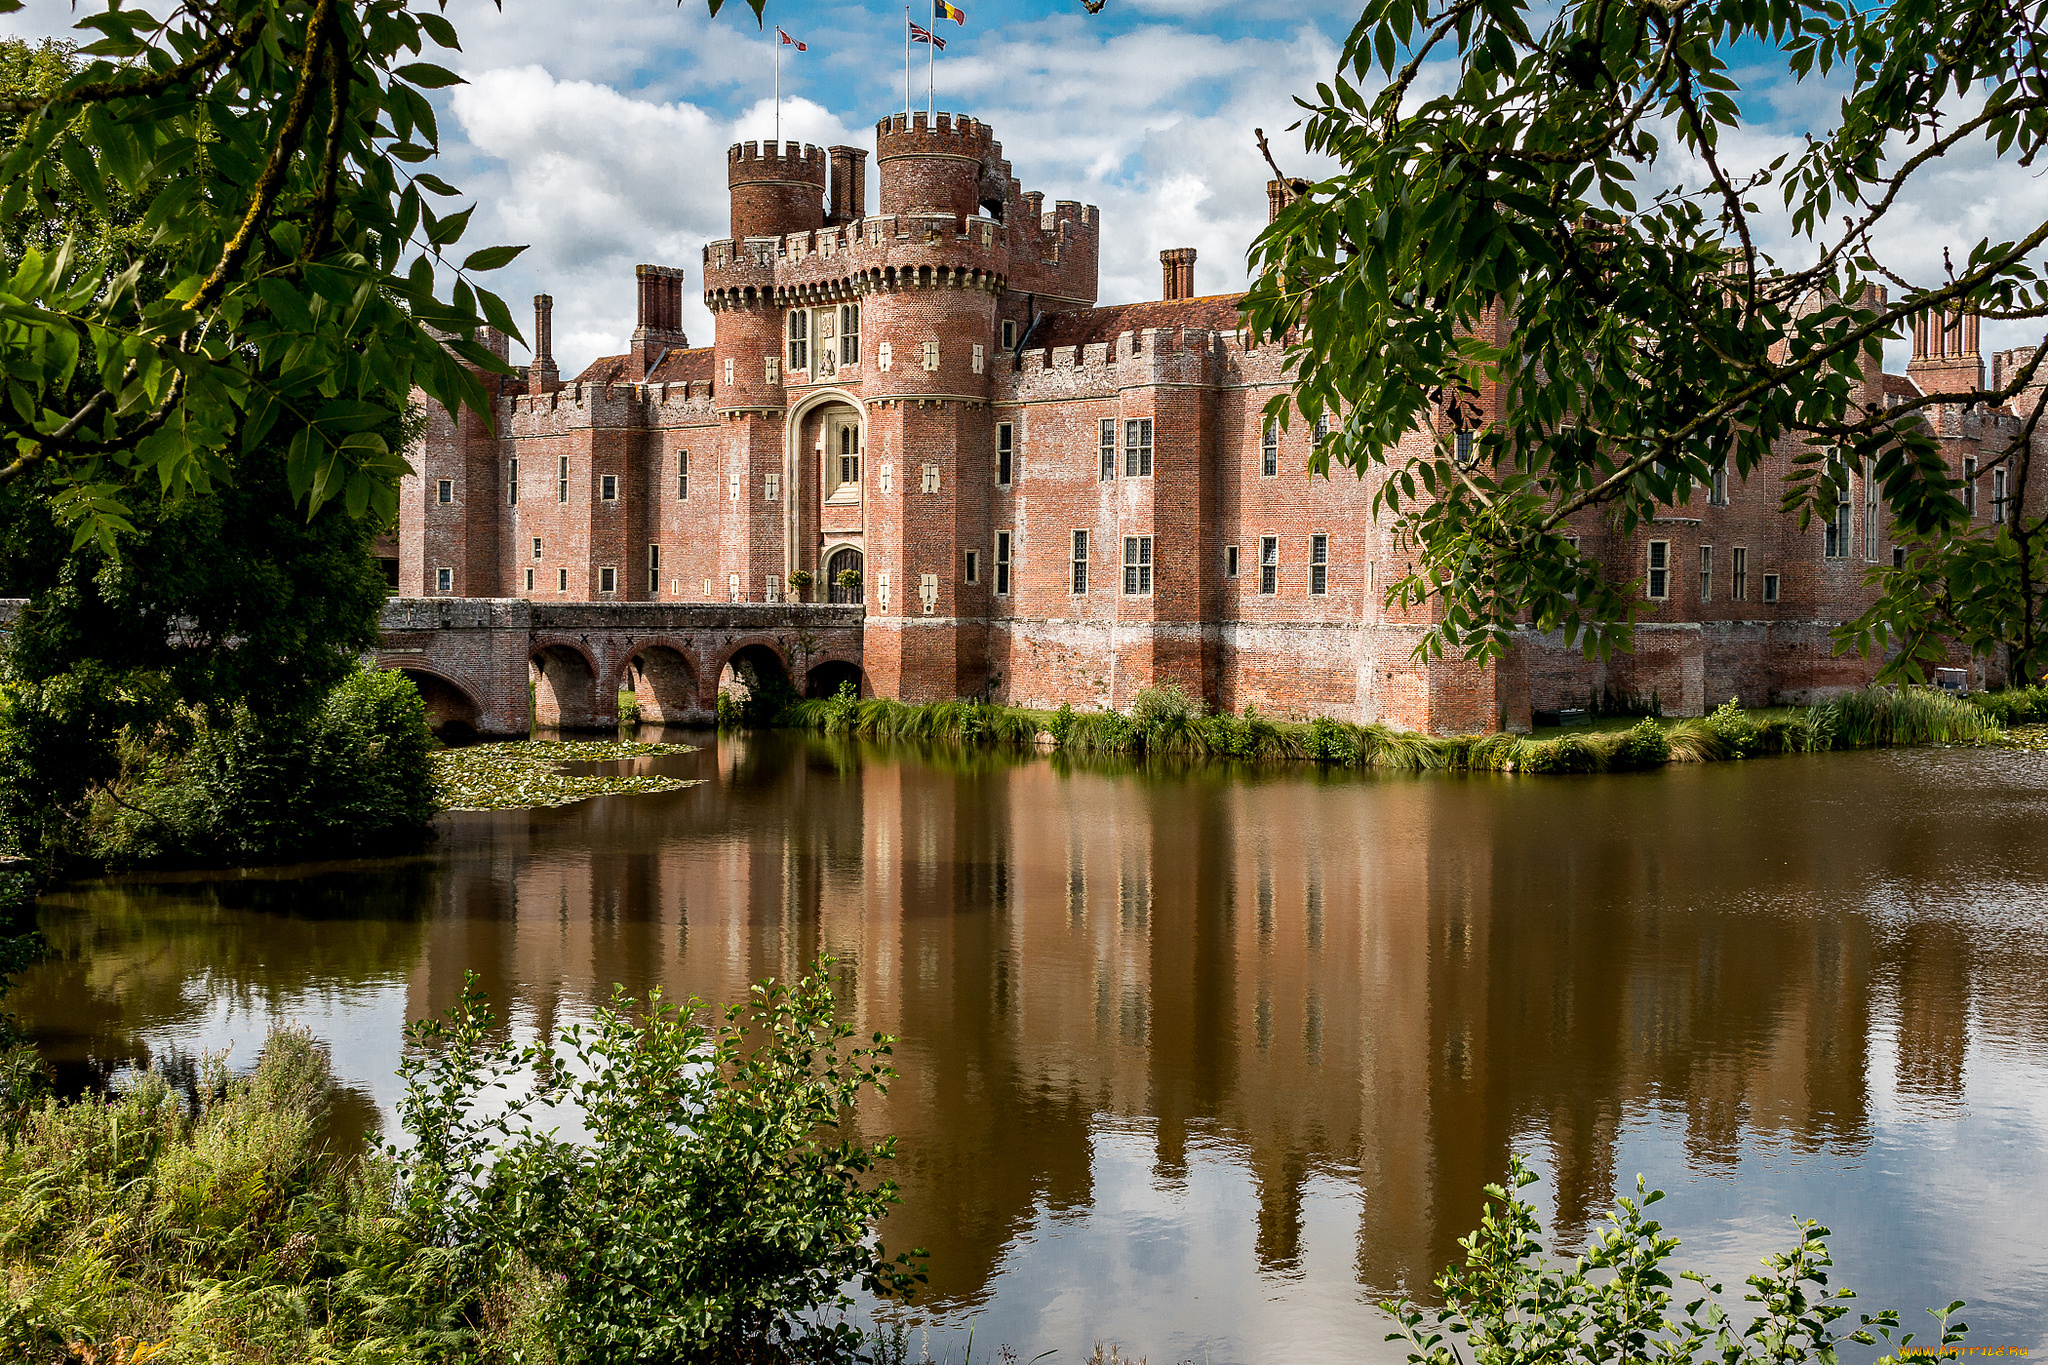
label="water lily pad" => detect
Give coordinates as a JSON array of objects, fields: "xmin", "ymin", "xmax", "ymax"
[{"xmin": 433, "ymin": 739, "xmax": 702, "ymax": 811}]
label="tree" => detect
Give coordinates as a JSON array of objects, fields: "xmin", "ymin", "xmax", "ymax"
[{"xmin": 1242, "ymin": 0, "xmax": 2048, "ymax": 682}]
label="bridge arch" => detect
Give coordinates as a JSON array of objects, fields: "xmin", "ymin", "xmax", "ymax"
[
  {"xmin": 624, "ymin": 642, "xmax": 703, "ymax": 724},
  {"xmin": 532, "ymin": 641, "xmax": 602, "ymax": 729},
  {"xmin": 717, "ymin": 640, "xmax": 796, "ymax": 722},
  {"xmin": 805, "ymin": 656, "xmax": 866, "ymax": 699},
  {"xmin": 394, "ymin": 665, "xmax": 483, "ymax": 739}
]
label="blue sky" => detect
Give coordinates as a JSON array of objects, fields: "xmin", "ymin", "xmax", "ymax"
[{"xmin": 4, "ymin": 0, "xmax": 2037, "ymax": 376}]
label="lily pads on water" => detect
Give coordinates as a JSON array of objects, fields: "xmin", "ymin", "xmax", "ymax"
[{"xmin": 433, "ymin": 739, "xmax": 702, "ymax": 811}]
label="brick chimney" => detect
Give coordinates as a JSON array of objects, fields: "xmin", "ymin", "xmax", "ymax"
[
  {"xmin": 630, "ymin": 264, "xmax": 688, "ymax": 378},
  {"xmin": 827, "ymin": 145, "xmax": 868, "ymax": 225},
  {"xmin": 1160, "ymin": 247, "xmax": 1197, "ymax": 302},
  {"xmin": 1267, "ymin": 179, "xmax": 1294, "ymax": 223},
  {"xmin": 1908, "ymin": 305, "xmax": 1983, "ymax": 397},
  {"xmin": 528, "ymin": 293, "xmax": 559, "ymax": 396}
]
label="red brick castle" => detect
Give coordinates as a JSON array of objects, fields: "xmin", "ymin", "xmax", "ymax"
[{"xmin": 399, "ymin": 109, "xmax": 2038, "ymax": 732}]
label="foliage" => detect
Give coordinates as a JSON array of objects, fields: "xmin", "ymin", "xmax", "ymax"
[
  {"xmin": 1970, "ymin": 684, "xmax": 2048, "ymax": 727},
  {"xmin": 430, "ymin": 737, "xmax": 698, "ymax": 811},
  {"xmin": 0, "ymin": 870, "xmax": 41, "ymax": 1049},
  {"xmin": 1242, "ymin": 0, "xmax": 2048, "ymax": 680},
  {"xmin": 1822, "ymin": 685, "xmax": 1999, "ymax": 748},
  {"xmin": 787, "ymin": 569, "xmax": 815, "ymax": 601},
  {"xmin": 1609, "ymin": 717, "xmax": 1672, "ymax": 770},
  {"xmin": 0, "ymin": 1028, "xmax": 477, "ymax": 1364},
  {"xmin": 720, "ymin": 660, "xmax": 803, "ymax": 729},
  {"xmin": 81, "ymin": 666, "xmax": 439, "ymax": 870},
  {"xmin": 395, "ymin": 960, "xmax": 925, "ymax": 1363},
  {"xmin": 1386, "ymin": 1154, "xmax": 1970, "ymax": 1365}
]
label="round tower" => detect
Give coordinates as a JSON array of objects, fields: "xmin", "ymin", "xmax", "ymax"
[
  {"xmin": 727, "ymin": 141, "xmax": 827, "ymax": 240},
  {"xmin": 874, "ymin": 111, "xmax": 1002, "ymax": 223}
]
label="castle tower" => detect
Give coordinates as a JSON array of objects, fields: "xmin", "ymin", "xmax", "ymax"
[
  {"xmin": 874, "ymin": 111, "xmax": 1001, "ymax": 223},
  {"xmin": 727, "ymin": 140, "xmax": 827, "ymax": 240}
]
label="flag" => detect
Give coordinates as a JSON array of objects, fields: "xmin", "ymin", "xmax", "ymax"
[
  {"xmin": 777, "ymin": 27, "xmax": 807, "ymax": 49},
  {"xmin": 934, "ymin": 0, "xmax": 965, "ymax": 24},
  {"xmin": 909, "ymin": 20, "xmax": 945, "ymax": 47}
]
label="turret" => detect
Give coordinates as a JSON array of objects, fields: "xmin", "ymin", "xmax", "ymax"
[
  {"xmin": 874, "ymin": 111, "xmax": 1002, "ymax": 224},
  {"xmin": 727, "ymin": 141, "xmax": 827, "ymax": 240}
]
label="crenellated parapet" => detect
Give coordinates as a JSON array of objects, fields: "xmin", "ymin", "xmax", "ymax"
[
  {"xmin": 702, "ymin": 213, "xmax": 1008, "ymax": 311},
  {"xmin": 1003, "ymin": 326, "xmax": 1251, "ymax": 403},
  {"xmin": 499, "ymin": 378, "xmax": 719, "ymax": 436},
  {"xmin": 728, "ymin": 140, "xmax": 828, "ymax": 240}
]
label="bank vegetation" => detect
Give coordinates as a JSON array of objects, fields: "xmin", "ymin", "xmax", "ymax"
[{"xmin": 782, "ymin": 683, "xmax": 2047, "ymax": 775}]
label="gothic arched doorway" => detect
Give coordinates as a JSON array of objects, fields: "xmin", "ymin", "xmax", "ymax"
[{"xmin": 826, "ymin": 546, "xmax": 864, "ymax": 604}]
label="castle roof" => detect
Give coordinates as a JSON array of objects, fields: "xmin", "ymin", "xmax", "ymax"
[
  {"xmin": 574, "ymin": 346, "xmax": 715, "ymax": 387},
  {"xmin": 1029, "ymin": 293, "xmax": 1246, "ymax": 350},
  {"xmin": 1882, "ymin": 372, "xmax": 1922, "ymax": 401}
]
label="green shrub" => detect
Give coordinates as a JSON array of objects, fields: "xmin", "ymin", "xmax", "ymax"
[
  {"xmin": 1817, "ymin": 685, "xmax": 2000, "ymax": 748},
  {"xmin": 1609, "ymin": 717, "xmax": 1672, "ymax": 769},
  {"xmin": 1971, "ymin": 684, "xmax": 2048, "ymax": 726},
  {"xmin": 617, "ymin": 688, "xmax": 641, "ymax": 726},
  {"xmin": 1047, "ymin": 702, "xmax": 1077, "ymax": 748},
  {"xmin": 89, "ymin": 666, "xmax": 437, "ymax": 870},
  {"xmin": 1305, "ymin": 715, "xmax": 1358, "ymax": 765},
  {"xmin": 1389, "ymin": 1154, "xmax": 1972, "ymax": 1365}
]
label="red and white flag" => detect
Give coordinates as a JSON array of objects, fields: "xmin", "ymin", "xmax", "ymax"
[{"xmin": 777, "ymin": 27, "xmax": 807, "ymax": 50}]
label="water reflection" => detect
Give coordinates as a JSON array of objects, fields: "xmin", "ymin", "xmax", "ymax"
[{"xmin": 22, "ymin": 734, "xmax": 2048, "ymax": 1362}]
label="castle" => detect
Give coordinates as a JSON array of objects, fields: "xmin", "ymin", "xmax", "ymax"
[{"xmin": 399, "ymin": 109, "xmax": 2038, "ymax": 731}]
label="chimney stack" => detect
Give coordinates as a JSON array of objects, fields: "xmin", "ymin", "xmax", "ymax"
[
  {"xmin": 529, "ymin": 294, "xmax": 559, "ymax": 396},
  {"xmin": 827, "ymin": 145, "xmax": 868, "ymax": 225},
  {"xmin": 630, "ymin": 264, "xmax": 688, "ymax": 378},
  {"xmin": 1160, "ymin": 247, "xmax": 1197, "ymax": 302},
  {"xmin": 1908, "ymin": 304, "xmax": 1983, "ymax": 397},
  {"xmin": 1267, "ymin": 179, "xmax": 1294, "ymax": 223}
]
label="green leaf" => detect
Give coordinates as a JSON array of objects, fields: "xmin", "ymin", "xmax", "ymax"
[
  {"xmin": 393, "ymin": 62, "xmax": 465, "ymax": 89},
  {"xmin": 461, "ymin": 243, "xmax": 528, "ymax": 272}
]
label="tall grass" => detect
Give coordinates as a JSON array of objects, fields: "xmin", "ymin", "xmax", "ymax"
[{"xmin": 780, "ymin": 684, "xmax": 2018, "ymax": 776}]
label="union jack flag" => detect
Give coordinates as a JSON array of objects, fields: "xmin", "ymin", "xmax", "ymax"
[{"xmin": 909, "ymin": 20, "xmax": 945, "ymax": 48}]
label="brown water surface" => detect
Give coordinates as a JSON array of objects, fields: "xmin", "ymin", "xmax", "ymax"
[{"xmin": 17, "ymin": 733, "xmax": 2048, "ymax": 1362}]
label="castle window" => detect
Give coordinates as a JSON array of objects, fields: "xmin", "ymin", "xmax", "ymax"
[
  {"xmin": 1646, "ymin": 540, "xmax": 1669, "ymax": 599},
  {"xmin": 1099, "ymin": 420, "xmax": 1116, "ymax": 481},
  {"xmin": 524, "ymin": 568, "xmax": 534, "ymax": 592},
  {"xmin": 1823, "ymin": 455, "xmax": 1850, "ymax": 558},
  {"xmin": 1700, "ymin": 545, "xmax": 1713, "ymax": 601},
  {"xmin": 837, "ymin": 424, "xmax": 861, "ymax": 490},
  {"xmin": 1964, "ymin": 456, "xmax": 1977, "ymax": 517},
  {"xmin": 532, "ymin": 537, "xmax": 542, "ymax": 560},
  {"xmin": 648, "ymin": 544, "xmax": 660, "ymax": 594},
  {"xmin": 1763, "ymin": 572, "xmax": 1779, "ymax": 603},
  {"xmin": 788, "ymin": 309, "xmax": 808, "ymax": 370},
  {"xmin": 437, "ymin": 479, "xmax": 453, "ymax": 504},
  {"xmin": 1313, "ymin": 414, "xmax": 1331, "ymax": 446},
  {"xmin": 1226, "ymin": 545, "xmax": 1239, "ymax": 578},
  {"xmin": 1002, "ymin": 319, "xmax": 1017, "ymax": 351},
  {"xmin": 1072, "ymin": 530, "xmax": 1088, "ymax": 594},
  {"xmin": 508, "ymin": 459, "xmax": 518, "ymax": 505},
  {"xmin": 558, "ymin": 456, "xmax": 569, "ymax": 504},
  {"xmin": 1455, "ymin": 428, "xmax": 1473, "ymax": 467},
  {"xmin": 1710, "ymin": 464, "xmax": 1729, "ymax": 506},
  {"xmin": 1994, "ymin": 466, "xmax": 2008, "ymax": 524},
  {"xmin": 995, "ymin": 530, "xmax": 1012, "ymax": 595},
  {"xmin": 1124, "ymin": 419, "xmax": 1152, "ymax": 477},
  {"xmin": 1732, "ymin": 546, "xmax": 1747, "ymax": 600},
  {"xmin": 436, "ymin": 567, "xmax": 452, "ymax": 592},
  {"xmin": 677, "ymin": 450, "xmax": 689, "ymax": 500},
  {"xmin": 600, "ymin": 566, "xmax": 617, "ymax": 594},
  {"xmin": 1894, "ymin": 546, "xmax": 1906, "ymax": 569},
  {"xmin": 765, "ymin": 472, "xmax": 780, "ymax": 501},
  {"xmin": 965, "ymin": 550, "xmax": 979, "ymax": 585},
  {"xmin": 840, "ymin": 303, "xmax": 859, "ymax": 365},
  {"xmin": 996, "ymin": 423, "xmax": 1013, "ymax": 487},
  {"xmin": 1262, "ymin": 421, "xmax": 1278, "ymax": 477},
  {"xmin": 601, "ymin": 474, "xmax": 618, "ymax": 502},
  {"xmin": 558, "ymin": 568, "xmax": 569, "ymax": 593},
  {"xmin": 1259, "ymin": 537, "xmax": 1277, "ymax": 594},
  {"xmin": 1310, "ymin": 534, "xmax": 1328, "ymax": 595},
  {"xmin": 1123, "ymin": 536, "xmax": 1153, "ymax": 595}
]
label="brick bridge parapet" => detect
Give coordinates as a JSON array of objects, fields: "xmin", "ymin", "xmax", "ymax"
[{"xmin": 376, "ymin": 598, "xmax": 865, "ymax": 734}]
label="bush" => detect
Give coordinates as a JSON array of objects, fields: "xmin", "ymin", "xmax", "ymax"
[
  {"xmin": 89, "ymin": 666, "xmax": 438, "ymax": 870},
  {"xmin": 1971, "ymin": 684, "xmax": 2048, "ymax": 726},
  {"xmin": 1610, "ymin": 717, "xmax": 1673, "ymax": 769},
  {"xmin": 1305, "ymin": 715, "xmax": 1358, "ymax": 765},
  {"xmin": 398, "ymin": 959, "xmax": 924, "ymax": 1363},
  {"xmin": 1388, "ymin": 1154, "xmax": 1972, "ymax": 1365}
]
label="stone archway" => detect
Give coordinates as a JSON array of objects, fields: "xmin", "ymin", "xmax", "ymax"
[
  {"xmin": 398, "ymin": 668, "xmax": 481, "ymax": 739},
  {"xmin": 628, "ymin": 646, "xmax": 701, "ymax": 724},
  {"xmin": 532, "ymin": 644, "xmax": 600, "ymax": 729},
  {"xmin": 718, "ymin": 642, "xmax": 795, "ymax": 724},
  {"xmin": 826, "ymin": 546, "xmax": 864, "ymax": 605},
  {"xmin": 806, "ymin": 658, "xmax": 865, "ymax": 699}
]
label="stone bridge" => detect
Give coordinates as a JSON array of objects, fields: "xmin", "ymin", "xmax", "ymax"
[{"xmin": 375, "ymin": 599, "xmax": 865, "ymax": 735}]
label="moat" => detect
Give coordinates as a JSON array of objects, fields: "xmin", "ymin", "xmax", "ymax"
[{"xmin": 17, "ymin": 734, "xmax": 2048, "ymax": 1362}]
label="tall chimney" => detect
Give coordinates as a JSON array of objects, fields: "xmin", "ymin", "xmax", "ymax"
[
  {"xmin": 827, "ymin": 145, "xmax": 868, "ymax": 225},
  {"xmin": 630, "ymin": 264, "xmax": 688, "ymax": 378},
  {"xmin": 1160, "ymin": 247, "xmax": 1197, "ymax": 302},
  {"xmin": 1267, "ymin": 179, "xmax": 1293, "ymax": 223},
  {"xmin": 1908, "ymin": 303, "xmax": 1983, "ymax": 397},
  {"xmin": 529, "ymin": 293, "xmax": 559, "ymax": 395}
]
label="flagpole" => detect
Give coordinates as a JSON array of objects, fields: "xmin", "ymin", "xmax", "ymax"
[
  {"xmin": 904, "ymin": 6, "xmax": 912, "ymax": 117},
  {"xmin": 773, "ymin": 33, "xmax": 780, "ymax": 147},
  {"xmin": 927, "ymin": 9, "xmax": 934, "ymax": 119}
]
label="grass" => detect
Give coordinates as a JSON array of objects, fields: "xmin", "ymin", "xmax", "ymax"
[{"xmin": 780, "ymin": 684, "xmax": 2017, "ymax": 778}]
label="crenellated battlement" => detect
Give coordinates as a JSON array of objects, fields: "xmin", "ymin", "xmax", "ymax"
[
  {"xmin": 499, "ymin": 378, "xmax": 719, "ymax": 433},
  {"xmin": 728, "ymin": 140, "xmax": 828, "ymax": 179},
  {"xmin": 728, "ymin": 141, "xmax": 829, "ymax": 240},
  {"xmin": 873, "ymin": 111, "xmax": 997, "ymax": 163}
]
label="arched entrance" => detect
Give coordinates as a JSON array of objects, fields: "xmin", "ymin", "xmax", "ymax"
[
  {"xmin": 788, "ymin": 390, "xmax": 865, "ymax": 598},
  {"xmin": 628, "ymin": 646, "xmax": 701, "ymax": 725},
  {"xmin": 532, "ymin": 645, "xmax": 599, "ymax": 729},
  {"xmin": 806, "ymin": 659, "xmax": 865, "ymax": 699},
  {"xmin": 826, "ymin": 546, "xmax": 864, "ymax": 604},
  {"xmin": 399, "ymin": 668, "xmax": 480, "ymax": 739}
]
